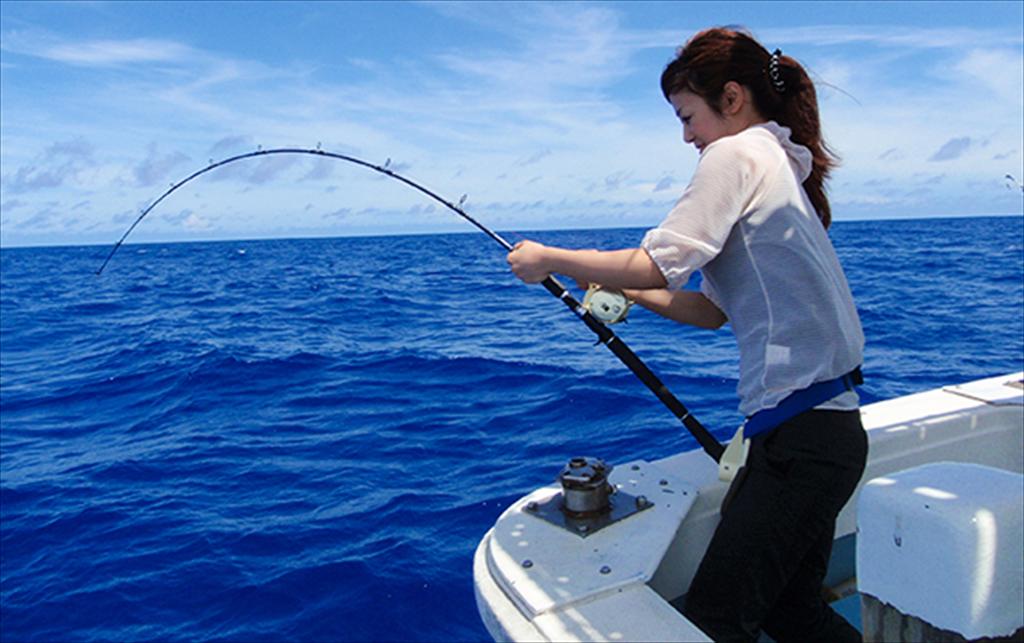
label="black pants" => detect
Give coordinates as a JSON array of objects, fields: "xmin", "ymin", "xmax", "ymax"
[{"xmin": 683, "ymin": 409, "xmax": 868, "ymax": 643}]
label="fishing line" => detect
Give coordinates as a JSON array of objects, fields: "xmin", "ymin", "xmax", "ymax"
[{"xmin": 97, "ymin": 146, "xmax": 724, "ymax": 462}]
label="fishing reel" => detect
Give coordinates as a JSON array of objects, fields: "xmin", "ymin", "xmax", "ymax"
[{"xmin": 582, "ymin": 284, "xmax": 632, "ymax": 324}]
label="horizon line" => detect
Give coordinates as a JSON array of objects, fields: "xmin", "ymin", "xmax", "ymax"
[{"xmin": 1, "ymin": 211, "xmax": 1022, "ymax": 252}]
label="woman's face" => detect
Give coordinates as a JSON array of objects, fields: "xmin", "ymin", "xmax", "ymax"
[{"xmin": 669, "ymin": 90, "xmax": 734, "ymax": 154}]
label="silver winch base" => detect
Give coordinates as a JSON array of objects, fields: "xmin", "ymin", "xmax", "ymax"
[{"xmin": 522, "ymin": 488, "xmax": 654, "ymax": 538}]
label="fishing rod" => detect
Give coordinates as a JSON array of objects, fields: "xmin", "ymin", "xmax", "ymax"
[{"xmin": 97, "ymin": 146, "xmax": 725, "ymax": 462}]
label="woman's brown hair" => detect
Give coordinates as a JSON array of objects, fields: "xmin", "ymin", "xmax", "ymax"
[{"xmin": 660, "ymin": 27, "xmax": 838, "ymax": 228}]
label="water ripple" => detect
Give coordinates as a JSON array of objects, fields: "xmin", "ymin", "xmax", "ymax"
[{"xmin": 1, "ymin": 218, "xmax": 1022, "ymax": 641}]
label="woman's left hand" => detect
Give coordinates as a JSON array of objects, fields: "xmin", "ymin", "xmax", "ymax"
[{"xmin": 507, "ymin": 240, "xmax": 551, "ymax": 283}]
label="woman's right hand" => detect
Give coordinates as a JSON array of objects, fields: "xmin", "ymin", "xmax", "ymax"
[{"xmin": 506, "ymin": 240, "xmax": 552, "ymax": 284}]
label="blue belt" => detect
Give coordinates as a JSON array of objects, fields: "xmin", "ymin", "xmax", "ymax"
[{"xmin": 744, "ymin": 367, "xmax": 863, "ymax": 439}]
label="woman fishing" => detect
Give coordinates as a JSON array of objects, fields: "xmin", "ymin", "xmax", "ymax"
[{"xmin": 507, "ymin": 27, "xmax": 866, "ymax": 643}]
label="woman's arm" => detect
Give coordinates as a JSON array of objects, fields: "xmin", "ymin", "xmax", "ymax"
[
  {"xmin": 506, "ymin": 240, "xmax": 724, "ymax": 328},
  {"xmin": 624, "ymin": 288, "xmax": 727, "ymax": 329},
  {"xmin": 507, "ymin": 241, "xmax": 668, "ymax": 290}
]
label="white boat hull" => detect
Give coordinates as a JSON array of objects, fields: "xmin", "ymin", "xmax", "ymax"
[{"xmin": 473, "ymin": 373, "xmax": 1024, "ymax": 642}]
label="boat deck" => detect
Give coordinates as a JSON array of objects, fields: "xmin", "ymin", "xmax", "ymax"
[{"xmin": 475, "ymin": 373, "xmax": 1024, "ymax": 642}]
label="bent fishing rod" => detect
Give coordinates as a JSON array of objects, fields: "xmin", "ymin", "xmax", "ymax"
[{"xmin": 97, "ymin": 147, "xmax": 725, "ymax": 462}]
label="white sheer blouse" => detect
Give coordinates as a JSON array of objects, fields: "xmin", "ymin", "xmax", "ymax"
[{"xmin": 641, "ymin": 122, "xmax": 863, "ymax": 416}]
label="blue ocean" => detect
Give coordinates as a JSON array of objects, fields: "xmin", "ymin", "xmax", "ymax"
[{"xmin": 1, "ymin": 216, "xmax": 1022, "ymax": 642}]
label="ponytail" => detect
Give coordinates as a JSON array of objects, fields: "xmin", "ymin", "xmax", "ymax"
[{"xmin": 660, "ymin": 28, "xmax": 838, "ymax": 228}]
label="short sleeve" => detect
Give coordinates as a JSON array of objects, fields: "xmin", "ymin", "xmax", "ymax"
[
  {"xmin": 641, "ymin": 137, "xmax": 763, "ymax": 289},
  {"xmin": 699, "ymin": 272, "xmax": 723, "ymax": 309}
]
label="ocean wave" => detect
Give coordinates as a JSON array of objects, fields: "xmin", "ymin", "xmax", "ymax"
[{"xmin": 1, "ymin": 218, "xmax": 1021, "ymax": 642}]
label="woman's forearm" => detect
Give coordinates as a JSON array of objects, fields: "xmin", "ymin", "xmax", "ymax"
[
  {"xmin": 545, "ymin": 247, "xmax": 667, "ymax": 290},
  {"xmin": 508, "ymin": 241, "xmax": 667, "ymax": 290},
  {"xmin": 507, "ymin": 241, "xmax": 724, "ymax": 328},
  {"xmin": 625, "ymin": 289, "xmax": 727, "ymax": 329}
]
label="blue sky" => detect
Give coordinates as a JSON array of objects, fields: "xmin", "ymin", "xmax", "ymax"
[{"xmin": 1, "ymin": 1, "xmax": 1022, "ymax": 248}]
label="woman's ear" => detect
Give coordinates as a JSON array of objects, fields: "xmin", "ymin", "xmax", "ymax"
[{"xmin": 721, "ymin": 81, "xmax": 745, "ymax": 115}]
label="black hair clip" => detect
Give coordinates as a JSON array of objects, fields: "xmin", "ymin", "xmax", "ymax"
[{"xmin": 768, "ymin": 49, "xmax": 786, "ymax": 93}]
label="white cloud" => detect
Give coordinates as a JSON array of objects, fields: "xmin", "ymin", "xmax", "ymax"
[
  {"xmin": 1, "ymin": 137, "xmax": 95, "ymax": 193},
  {"xmin": 431, "ymin": 3, "xmax": 635, "ymax": 108},
  {"xmin": 955, "ymin": 48, "xmax": 1024, "ymax": 103},
  {"xmin": 208, "ymin": 136, "xmax": 255, "ymax": 157},
  {"xmin": 133, "ymin": 144, "xmax": 190, "ymax": 187},
  {"xmin": 603, "ymin": 171, "xmax": 633, "ymax": 191},
  {"xmin": 653, "ymin": 176, "xmax": 675, "ymax": 192},
  {"xmin": 2, "ymin": 5, "xmax": 1022, "ymax": 247},
  {"xmin": 183, "ymin": 212, "xmax": 212, "ymax": 231},
  {"xmin": 517, "ymin": 149, "xmax": 552, "ymax": 167},
  {"xmin": 929, "ymin": 137, "xmax": 973, "ymax": 162},
  {"xmin": 759, "ymin": 24, "xmax": 1023, "ymax": 50},
  {"xmin": 1, "ymin": 31, "xmax": 195, "ymax": 66}
]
